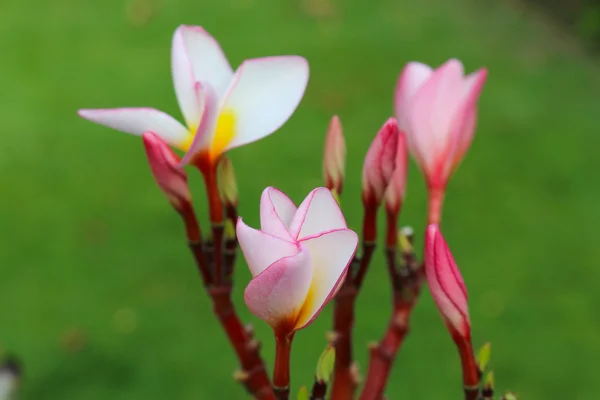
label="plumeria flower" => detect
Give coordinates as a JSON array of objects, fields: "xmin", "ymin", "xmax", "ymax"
[
  {"xmin": 394, "ymin": 59, "xmax": 487, "ymax": 191},
  {"xmin": 424, "ymin": 224, "xmax": 471, "ymax": 340},
  {"xmin": 237, "ymin": 187, "xmax": 358, "ymax": 336},
  {"xmin": 79, "ymin": 25, "xmax": 309, "ymax": 170}
]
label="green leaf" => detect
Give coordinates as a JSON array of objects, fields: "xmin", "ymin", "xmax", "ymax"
[
  {"xmin": 315, "ymin": 344, "xmax": 336, "ymax": 384},
  {"xmin": 297, "ymin": 386, "xmax": 309, "ymax": 400},
  {"xmin": 477, "ymin": 342, "xmax": 492, "ymax": 372}
]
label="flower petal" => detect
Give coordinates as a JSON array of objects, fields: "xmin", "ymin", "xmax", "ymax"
[
  {"xmin": 219, "ymin": 56, "xmax": 309, "ymax": 152},
  {"xmin": 448, "ymin": 68, "xmax": 488, "ymax": 172},
  {"xmin": 394, "ymin": 62, "xmax": 433, "ymax": 132},
  {"xmin": 237, "ymin": 218, "xmax": 299, "ymax": 277},
  {"xmin": 171, "ymin": 28, "xmax": 203, "ymax": 129},
  {"xmin": 78, "ymin": 108, "xmax": 189, "ymax": 148},
  {"xmin": 244, "ymin": 247, "xmax": 313, "ymax": 331},
  {"xmin": 289, "ymin": 188, "xmax": 347, "ymax": 241},
  {"xmin": 179, "ymin": 82, "xmax": 219, "ymax": 166},
  {"xmin": 384, "ymin": 131, "xmax": 409, "ymax": 216},
  {"xmin": 424, "ymin": 224, "xmax": 470, "ymax": 336},
  {"xmin": 260, "ymin": 187, "xmax": 297, "ymax": 241},
  {"xmin": 175, "ymin": 25, "xmax": 234, "ymax": 99},
  {"xmin": 294, "ymin": 229, "xmax": 358, "ymax": 330},
  {"xmin": 407, "ymin": 59, "xmax": 465, "ymax": 182}
]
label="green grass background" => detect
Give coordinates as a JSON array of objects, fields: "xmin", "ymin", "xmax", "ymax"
[{"xmin": 1, "ymin": 0, "xmax": 599, "ymax": 398}]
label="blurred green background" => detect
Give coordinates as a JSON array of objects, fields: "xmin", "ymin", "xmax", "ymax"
[{"xmin": 1, "ymin": 0, "xmax": 599, "ymax": 398}]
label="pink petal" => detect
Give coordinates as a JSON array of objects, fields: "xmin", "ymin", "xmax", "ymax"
[
  {"xmin": 179, "ymin": 82, "xmax": 219, "ymax": 166},
  {"xmin": 424, "ymin": 224, "xmax": 470, "ymax": 337},
  {"xmin": 236, "ymin": 218, "xmax": 299, "ymax": 277},
  {"xmin": 384, "ymin": 130, "xmax": 408, "ymax": 216},
  {"xmin": 244, "ymin": 247, "xmax": 313, "ymax": 331},
  {"xmin": 260, "ymin": 187, "xmax": 297, "ymax": 241},
  {"xmin": 289, "ymin": 188, "xmax": 347, "ymax": 241},
  {"xmin": 394, "ymin": 62, "xmax": 433, "ymax": 132},
  {"xmin": 407, "ymin": 59, "xmax": 465, "ymax": 184},
  {"xmin": 174, "ymin": 25, "xmax": 234, "ymax": 99},
  {"xmin": 323, "ymin": 115, "xmax": 346, "ymax": 193},
  {"xmin": 142, "ymin": 132, "xmax": 190, "ymax": 205},
  {"xmin": 447, "ymin": 68, "xmax": 488, "ymax": 174},
  {"xmin": 78, "ymin": 108, "xmax": 189, "ymax": 148},
  {"xmin": 294, "ymin": 229, "xmax": 358, "ymax": 330},
  {"xmin": 219, "ymin": 56, "xmax": 309, "ymax": 152},
  {"xmin": 361, "ymin": 118, "xmax": 399, "ymax": 206}
]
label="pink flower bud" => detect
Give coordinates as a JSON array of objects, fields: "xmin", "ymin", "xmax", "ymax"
[
  {"xmin": 238, "ymin": 187, "xmax": 358, "ymax": 335},
  {"xmin": 322, "ymin": 115, "xmax": 346, "ymax": 195},
  {"xmin": 424, "ymin": 224, "xmax": 471, "ymax": 339},
  {"xmin": 362, "ymin": 118, "xmax": 399, "ymax": 207},
  {"xmin": 142, "ymin": 132, "xmax": 191, "ymax": 209},
  {"xmin": 383, "ymin": 131, "xmax": 408, "ymax": 216},
  {"xmin": 395, "ymin": 59, "xmax": 487, "ymax": 191}
]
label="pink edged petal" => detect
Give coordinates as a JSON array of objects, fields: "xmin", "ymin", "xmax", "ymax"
[
  {"xmin": 289, "ymin": 187, "xmax": 347, "ymax": 241},
  {"xmin": 176, "ymin": 25, "xmax": 234, "ymax": 98},
  {"xmin": 220, "ymin": 56, "xmax": 309, "ymax": 151},
  {"xmin": 407, "ymin": 59, "xmax": 465, "ymax": 181},
  {"xmin": 236, "ymin": 218, "xmax": 299, "ymax": 277},
  {"xmin": 179, "ymin": 82, "xmax": 219, "ymax": 166},
  {"xmin": 446, "ymin": 68, "xmax": 488, "ymax": 175},
  {"xmin": 394, "ymin": 62, "xmax": 433, "ymax": 132},
  {"xmin": 294, "ymin": 229, "xmax": 358, "ymax": 330},
  {"xmin": 244, "ymin": 246, "xmax": 313, "ymax": 331},
  {"xmin": 361, "ymin": 118, "xmax": 399, "ymax": 205},
  {"xmin": 424, "ymin": 224, "xmax": 470, "ymax": 336},
  {"xmin": 171, "ymin": 27, "xmax": 203, "ymax": 129},
  {"xmin": 78, "ymin": 108, "xmax": 188, "ymax": 147},
  {"xmin": 260, "ymin": 187, "xmax": 297, "ymax": 241}
]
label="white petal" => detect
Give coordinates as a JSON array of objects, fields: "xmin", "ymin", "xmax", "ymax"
[
  {"xmin": 244, "ymin": 247, "xmax": 313, "ymax": 331},
  {"xmin": 289, "ymin": 187, "xmax": 347, "ymax": 240},
  {"xmin": 294, "ymin": 229, "xmax": 358, "ymax": 330},
  {"xmin": 220, "ymin": 56, "xmax": 309, "ymax": 152},
  {"xmin": 177, "ymin": 25, "xmax": 234, "ymax": 99},
  {"xmin": 172, "ymin": 28, "xmax": 203, "ymax": 129},
  {"xmin": 236, "ymin": 218, "xmax": 299, "ymax": 277},
  {"xmin": 78, "ymin": 108, "xmax": 189, "ymax": 148},
  {"xmin": 260, "ymin": 187, "xmax": 297, "ymax": 240}
]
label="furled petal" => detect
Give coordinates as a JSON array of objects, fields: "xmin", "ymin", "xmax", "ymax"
[
  {"xmin": 289, "ymin": 187, "xmax": 347, "ymax": 241},
  {"xmin": 294, "ymin": 229, "xmax": 358, "ymax": 330},
  {"xmin": 260, "ymin": 187, "xmax": 297, "ymax": 241},
  {"xmin": 78, "ymin": 108, "xmax": 189, "ymax": 148},
  {"xmin": 244, "ymin": 247, "xmax": 313, "ymax": 331},
  {"xmin": 142, "ymin": 132, "xmax": 190, "ymax": 206},
  {"xmin": 362, "ymin": 118, "xmax": 399, "ymax": 207},
  {"xmin": 424, "ymin": 224, "xmax": 470, "ymax": 337},
  {"xmin": 237, "ymin": 218, "xmax": 299, "ymax": 277},
  {"xmin": 217, "ymin": 56, "xmax": 309, "ymax": 155},
  {"xmin": 448, "ymin": 68, "xmax": 488, "ymax": 171},
  {"xmin": 394, "ymin": 62, "xmax": 433, "ymax": 132},
  {"xmin": 179, "ymin": 82, "xmax": 219, "ymax": 166},
  {"xmin": 384, "ymin": 130, "xmax": 408, "ymax": 216},
  {"xmin": 407, "ymin": 59, "xmax": 465, "ymax": 181},
  {"xmin": 174, "ymin": 25, "xmax": 234, "ymax": 99}
]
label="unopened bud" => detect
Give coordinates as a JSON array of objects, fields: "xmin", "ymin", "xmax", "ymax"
[
  {"xmin": 297, "ymin": 386, "xmax": 309, "ymax": 400},
  {"xmin": 502, "ymin": 392, "xmax": 518, "ymax": 400},
  {"xmin": 384, "ymin": 131, "xmax": 408, "ymax": 216},
  {"xmin": 224, "ymin": 219, "xmax": 236, "ymax": 240},
  {"xmin": 142, "ymin": 132, "xmax": 191, "ymax": 210},
  {"xmin": 218, "ymin": 156, "xmax": 238, "ymax": 207},
  {"xmin": 323, "ymin": 115, "xmax": 346, "ymax": 195},
  {"xmin": 477, "ymin": 342, "xmax": 492, "ymax": 372},
  {"xmin": 362, "ymin": 118, "xmax": 399, "ymax": 208},
  {"xmin": 398, "ymin": 226, "xmax": 414, "ymax": 254},
  {"xmin": 315, "ymin": 344, "xmax": 335, "ymax": 384}
]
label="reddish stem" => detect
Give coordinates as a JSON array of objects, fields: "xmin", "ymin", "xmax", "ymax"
[
  {"xmin": 427, "ymin": 186, "xmax": 445, "ymax": 225},
  {"xmin": 273, "ymin": 332, "xmax": 294, "ymax": 400},
  {"xmin": 451, "ymin": 330, "xmax": 481, "ymax": 400},
  {"xmin": 199, "ymin": 162, "xmax": 225, "ymax": 285},
  {"xmin": 331, "ymin": 286, "xmax": 358, "ymax": 400},
  {"xmin": 210, "ymin": 286, "xmax": 276, "ymax": 400}
]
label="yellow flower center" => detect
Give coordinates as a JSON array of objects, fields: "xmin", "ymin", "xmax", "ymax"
[{"xmin": 178, "ymin": 111, "xmax": 237, "ymax": 161}]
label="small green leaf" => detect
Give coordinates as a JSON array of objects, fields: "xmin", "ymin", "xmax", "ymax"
[
  {"xmin": 398, "ymin": 226, "xmax": 414, "ymax": 253},
  {"xmin": 297, "ymin": 386, "xmax": 309, "ymax": 400},
  {"xmin": 477, "ymin": 342, "xmax": 492, "ymax": 372},
  {"xmin": 315, "ymin": 344, "xmax": 336, "ymax": 384},
  {"xmin": 502, "ymin": 393, "xmax": 518, "ymax": 400},
  {"xmin": 484, "ymin": 370, "xmax": 494, "ymax": 390},
  {"xmin": 224, "ymin": 219, "xmax": 236, "ymax": 240}
]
